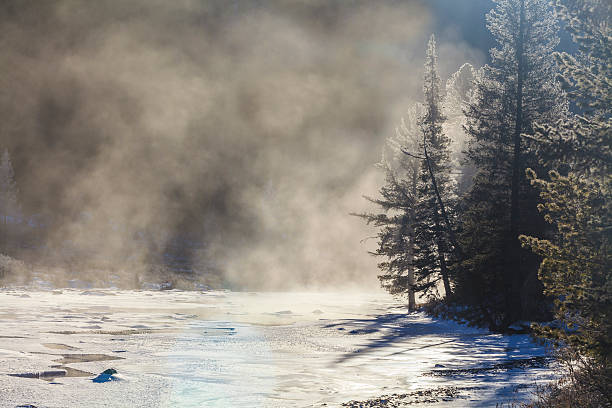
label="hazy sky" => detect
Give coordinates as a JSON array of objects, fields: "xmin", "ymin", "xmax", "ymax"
[{"xmin": 0, "ymin": 0, "xmax": 495, "ymax": 289}]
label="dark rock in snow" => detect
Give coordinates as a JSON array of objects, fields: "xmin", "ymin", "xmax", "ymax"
[
  {"xmin": 348, "ymin": 328, "xmax": 377, "ymax": 335},
  {"xmin": 92, "ymin": 368, "xmax": 120, "ymax": 383}
]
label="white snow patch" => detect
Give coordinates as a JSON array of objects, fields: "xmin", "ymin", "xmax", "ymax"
[{"xmin": 0, "ymin": 289, "xmax": 558, "ymax": 407}]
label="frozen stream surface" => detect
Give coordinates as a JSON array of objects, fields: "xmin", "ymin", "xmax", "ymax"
[{"xmin": 0, "ymin": 289, "xmax": 557, "ymax": 407}]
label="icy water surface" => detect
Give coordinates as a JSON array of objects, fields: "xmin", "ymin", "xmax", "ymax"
[{"xmin": 0, "ymin": 289, "xmax": 557, "ymax": 407}]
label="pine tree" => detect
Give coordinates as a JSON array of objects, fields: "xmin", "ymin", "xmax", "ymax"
[
  {"xmin": 444, "ymin": 63, "xmax": 477, "ymax": 195},
  {"xmin": 356, "ymin": 105, "xmax": 422, "ymax": 310},
  {"xmin": 454, "ymin": 0, "xmax": 567, "ymax": 329},
  {"xmin": 359, "ymin": 36, "xmax": 461, "ymax": 305},
  {"xmin": 520, "ymin": 171, "xmax": 611, "ymax": 366},
  {"xmin": 528, "ymin": 0, "xmax": 611, "ymax": 176},
  {"xmin": 519, "ymin": 0, "xmax": 611, "ymax": 387},
  {"xmin": 411, "ymin": 34, "xmax": 456, "ymax": 298}
]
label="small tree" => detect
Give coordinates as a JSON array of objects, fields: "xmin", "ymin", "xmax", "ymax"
[
  {"xmin": 356, "ymin": 105, "xmax": 422, "ymax": 311},
  {"xmin": 358, "ymin": 35, "xmax": 459, "ymax": 307}
]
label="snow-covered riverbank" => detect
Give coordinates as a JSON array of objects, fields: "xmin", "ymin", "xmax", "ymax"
[{"xmin": 0, "ymin": 289, "xmax": 557, "ymax": 407}]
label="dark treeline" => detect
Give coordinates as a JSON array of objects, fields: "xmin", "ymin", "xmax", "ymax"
[{"xmin": 359, "ymin": 0, "xmax": 610, "ymax": 403}]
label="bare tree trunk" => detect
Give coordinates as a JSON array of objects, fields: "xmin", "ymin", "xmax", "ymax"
[
  {"xmin": 406, "ymin": 237, "xmax": 416, "ymax": 311},
  {"xmin": 399, "ymin": 212, "xmax": 416, "ymax": 311},
  {"xmin": 433, "ymin": 212, "xmax": 452, "ymax": 297},
  {"xmin": 422, "ymin": 130, "xmax": 462, "ymax": 259},
  {"xmin": 420, "ymin": 129, "xmax": 454, "ymax": 297},
  {"xmin": 407, "ymin": 170, "xmax": 418, "ymax": 311},
  {"xmin": 510, "ymin": 0, "xmax": 525, "ymax": 248}
]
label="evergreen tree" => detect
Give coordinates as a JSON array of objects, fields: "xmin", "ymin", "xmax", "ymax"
[
  {"xmin": 357, "ymin": 36, "xmax": 457, "ymax": 306},
  {"xmin": 356, "ymin": 105, "xmax": 422, "ymax": 310},
  {"xmin": 411, "ymin": 34, "xmax": 456, "ymax": 297},
  {"xmin": 454, "ymin": 0, "xmax": 567, "ymax": 329},
  {"xmin": 444, "ymin": 63, "xmax": 477, "ymax": 195},
  {"xmin": 519, "ymin": 0, "xmax": 611, "ymax": 389},
  {"xmin": 528, "ymin": 0, "xmax": 611, "ymax": 176},
  {"xmin": 520, "ymin": 171, "xmax": 611, "ymax": 368}
]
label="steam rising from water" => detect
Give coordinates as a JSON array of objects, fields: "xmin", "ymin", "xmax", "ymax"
[{"xmin": 0, "ymin": 1, "xmax": 483, "ymax": 289}]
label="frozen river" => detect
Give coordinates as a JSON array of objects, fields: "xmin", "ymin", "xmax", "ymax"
[{"xmin": 0, "ymin": 289, "xmax": 557, "ymax": 407}]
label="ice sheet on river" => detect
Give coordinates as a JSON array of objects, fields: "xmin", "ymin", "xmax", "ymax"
[{"xmin": 0, "ymin": 289, "xmax": 557, "ymax": 407}]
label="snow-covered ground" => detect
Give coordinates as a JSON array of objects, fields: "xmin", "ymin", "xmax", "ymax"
[{"xmin": 0, "ymin": 289, "xmax": 557, "ymax": 407}]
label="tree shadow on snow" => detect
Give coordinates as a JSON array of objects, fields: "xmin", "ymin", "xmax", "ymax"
[
  {"xmin": 327, "ymin": 310, "xmax": 473, "ymax": 364},
  {"xmin": 329, "ymin": 310, "xmax": 550, "ymax": 372},
  {"xmin": 328, "ymin": 310, "xmax": 554, "ymax": 405}
]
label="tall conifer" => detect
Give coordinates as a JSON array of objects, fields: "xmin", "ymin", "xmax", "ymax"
[
  {"xmin": 520, "ymin": 0, "xmax": 611, "ymax": 387},
  {"xmin": 412, "ymin": 35, "xmax": 456, "ymax": 297},
  {"xmin": 455, "ymin": 0, "xmax": 567, "ymax": 328}
]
